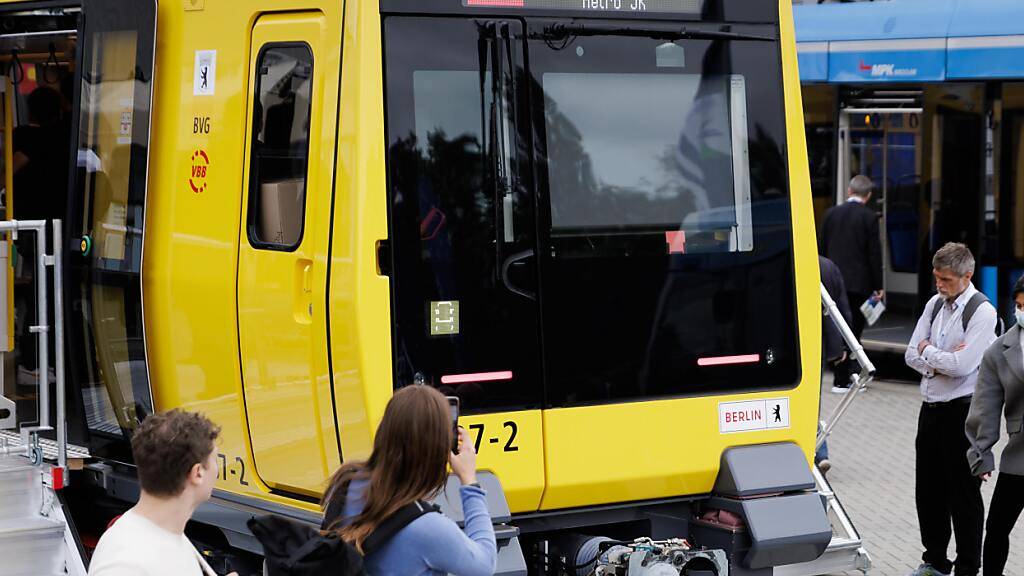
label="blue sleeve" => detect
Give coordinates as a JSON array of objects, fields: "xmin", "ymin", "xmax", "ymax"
[{"xmin": 421, "ymin": 485, "xmax": 497, "ymax": 576}]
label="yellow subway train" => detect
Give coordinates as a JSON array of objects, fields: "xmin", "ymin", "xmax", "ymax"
[{"xmin": 0, "ymin": 0, "xmax": 827, "ymax": 573}]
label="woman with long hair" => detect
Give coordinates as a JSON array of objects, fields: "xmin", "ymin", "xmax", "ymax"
[{"xmin": 321, "ymin": 385, "xmax": 496, "ymax": 575}]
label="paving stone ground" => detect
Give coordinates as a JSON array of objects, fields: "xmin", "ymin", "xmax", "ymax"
[{"xmin": 819, "ymin": 371, "xmax": 1024, "ymax": 576}]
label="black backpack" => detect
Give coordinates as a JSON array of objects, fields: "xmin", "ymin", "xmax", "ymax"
[
  {"xmin": 928, "ymin": 292, "xmax": 1004, "ymax": 337},
  {"xmin": 248, "ymin": 500, "xmax": 439, "ymax": 576}
]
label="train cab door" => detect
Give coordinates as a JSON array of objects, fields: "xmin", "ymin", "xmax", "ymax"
[
  {"xmin": 236, "ymin": 12, "xmax": 339, "ymax": 496},
  {"xmin": 382, "ymin": 17, "xmax": 547, "ymax": 511},
  {"xmin": 61, "ymin": 0, "xmax": 156, "ymax": 456}
]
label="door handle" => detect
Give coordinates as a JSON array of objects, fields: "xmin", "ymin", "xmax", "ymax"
[
  {"xmin": 294, "ymin": 259, "xmax": 313, "ymax": 323},
  {"xmin": 501, "ymin": 249, "xmax": 535, "ymax": 300},
  {"xmin": 301, "ymin": 261, "xmax": 312, "ymax": 293}
]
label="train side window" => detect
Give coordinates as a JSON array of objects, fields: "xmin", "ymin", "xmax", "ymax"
[{"xmin": 246, "ymin": 43, "xmax": 314, "ymax": 250}]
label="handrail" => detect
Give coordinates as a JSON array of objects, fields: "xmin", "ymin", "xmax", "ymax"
[
  {"xmin": 817, "ymin": 282, "xmax": 876, "ymax": 451},
  {"xmin": 53, "ymin": 221, "xmax": 66, "ymax": 472},
  {"xmin": 0, "ymin": 219, "xmax": 67, "ymax": 475}
]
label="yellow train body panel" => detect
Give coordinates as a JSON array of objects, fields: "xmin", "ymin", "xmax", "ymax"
[
  {"xmin": 143, "ymin": 0, "xmax": 346, "ymax": 510},
  {"xmin": 123, "ymin": 0, "xmax": 822, "ymax": 517}
]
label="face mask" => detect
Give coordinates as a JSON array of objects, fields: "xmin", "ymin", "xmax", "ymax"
[{"xmin": 1016, "ymin": 308, "xmax": 1024, "ymax": 328}]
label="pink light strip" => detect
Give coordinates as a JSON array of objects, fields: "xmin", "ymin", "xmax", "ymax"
[
  {"xmin": 697, "ymin": 354, "xmax": 761, "ymax": 367},
  {"xmin": 467, "ymin": 0, "xmax": 525, "ymax": 5},
  {"xmin": 441, "ymin": 371, "xmax": 514, "ymax": 385}
]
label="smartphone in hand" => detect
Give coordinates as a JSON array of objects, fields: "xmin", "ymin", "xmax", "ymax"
[{"xmin": 446, "ymin": 396, "xmax": 460, "ymax": 454}]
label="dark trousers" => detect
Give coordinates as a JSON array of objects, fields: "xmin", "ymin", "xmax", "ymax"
[
  {"xmin": 833, "ymin": 290, "xmax": 869, "ymax": 388},
  {"xmin": 916, "ymin": 401, "xmax": 984, "ymax": 575},
  {"xmin": 983, "ymin": 472, "xmax": 1024, "ymax": 576}
]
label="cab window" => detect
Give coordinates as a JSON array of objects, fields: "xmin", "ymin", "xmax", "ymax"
[{"xmin": 246, "ymin": 44, "xmax": 314, "ymax": 250}]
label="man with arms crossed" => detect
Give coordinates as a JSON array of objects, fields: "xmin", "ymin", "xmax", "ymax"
[
  {"xmin": 89, "ymin": 409, "xmax": 236, "ymax": 576},
  {"xmin": 904, "ymin": 243, "xmax": 997, "ymax": 576}
]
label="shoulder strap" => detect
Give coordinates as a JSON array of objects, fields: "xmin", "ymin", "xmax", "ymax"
[
  {"xmin": 961, "ymin": 292, "xmax": 989, "ymax": 332},
  {"xmin": 323, "ymin": 490, "xmax": 346, "ymax": 531},
  {"xmin": 929, "ymin": 297, "xmax": 943, "ymax": 327},
  {"xmin": 191, "ymin": 542, "xmax": 218, "ymax": 576},
  {"xmin": 361, "ymin": 500, "xmax": 440, "ymax": 556}
]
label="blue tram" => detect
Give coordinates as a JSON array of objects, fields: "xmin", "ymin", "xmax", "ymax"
[{"xmin": 795, "ymin": 0, "xmax": 1024, "ymax": 350}]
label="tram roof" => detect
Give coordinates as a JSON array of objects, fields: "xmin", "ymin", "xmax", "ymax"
[{"xmin": 794, "ymin": 0, "xmax": 1024, "ymax": 82}]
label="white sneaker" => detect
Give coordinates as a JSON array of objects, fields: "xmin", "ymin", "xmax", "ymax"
[
  {"xmin": 831, "ymin": 385, "xmax": 851, "ymax": 394},
  {"xmin": 906, "ymin": 564, "xmax": 949, "ymax": 576}
]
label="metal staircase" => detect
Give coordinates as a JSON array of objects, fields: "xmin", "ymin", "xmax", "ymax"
[
  {"xmin": 0, "ymin": 446, "xmax": 86, "ymax": 576},
  {"xmin": 0, "ymin": 220, "xmax": 87, "ymax": 576},
  {"xmin": 777, "ymin": 283, "xmax": 876, "ymax": 575}
]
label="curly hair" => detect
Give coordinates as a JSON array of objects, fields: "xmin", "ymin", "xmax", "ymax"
[{"xmin": 131, "ymin": 409, "xmax": 221, "ymax": 497}]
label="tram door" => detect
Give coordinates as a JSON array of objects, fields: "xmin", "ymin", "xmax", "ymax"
[
  {"xmin": 839, "ymin": 110, "xmax": 921, "ymax": 305},
  {"xmin": 382, "ymin": 18, "xmax": 547, "ymax": 509},
  {"xmin": 932, "ymin": 110, "xmax": 983, "ymax": 255},
  {"xmin": 236, "ymin": 13, "xmax": 339, "ymax": 496}
]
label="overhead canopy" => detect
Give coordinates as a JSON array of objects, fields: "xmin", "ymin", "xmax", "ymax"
[{"xmin": 794, "ymin": 0, "xmax": 1024, "ymax": 83}]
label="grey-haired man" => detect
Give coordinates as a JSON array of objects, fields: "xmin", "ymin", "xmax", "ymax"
[{"xmin": 904, "ymin": 242, "xmax": 997, "ymax": 576}]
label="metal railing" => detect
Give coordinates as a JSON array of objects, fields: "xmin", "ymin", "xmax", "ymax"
[
  {"xmin": 0, "ymin": 219, "xmax": 67, "ymax": 475},
  {"xmin": 817, "ymin": 282, "xmax": 876, "ymax": 451}
]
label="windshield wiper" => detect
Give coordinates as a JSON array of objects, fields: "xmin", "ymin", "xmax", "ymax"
[
  {"xmin": 478, "ymin": 21, "xmax": 518, "ymax": 243},
  {"xmin": 538, "ymin": 23, "xmax": 775, "ymax": 42}
]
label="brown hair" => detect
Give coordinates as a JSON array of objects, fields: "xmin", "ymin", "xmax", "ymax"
[
  {"xmin": 131, "ymin": 409, "xmax": 221, "ymax": 497},
  {"xmin": 322, "ymin": 385, "xmax": 451, "ymax": 551}
]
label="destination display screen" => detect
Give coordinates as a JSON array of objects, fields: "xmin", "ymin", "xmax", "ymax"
[{"xmin": 464, "ymin": 0, "xmax": 703, "ymax": 14}]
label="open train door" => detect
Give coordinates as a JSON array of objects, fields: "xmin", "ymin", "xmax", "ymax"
[
  {"xmin": 0, "ymin": 3, "xmax": 156, "ymax": 455},
  {"xmin": 236, "ymin": 12, "xmax": 340, "ymax": 497}
]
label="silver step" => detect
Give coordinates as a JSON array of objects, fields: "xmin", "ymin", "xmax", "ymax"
[
  {"xmin": 0, "ymin": 512, "xmax": 67, "ymax": 576},
  {"xmin": 0, "ymin": 456, "xmax": 44, "ymax": 520},
  {"xmin": 775, "ymin": 465, "xmax": 872, "ymax": 575},
  {"xmin": 0, "ymin": 429, "xmax": 91, "ymax": 460},
  {"xmin": 0, "ymin": 450, "xmax": 87, "ymax": 576}
]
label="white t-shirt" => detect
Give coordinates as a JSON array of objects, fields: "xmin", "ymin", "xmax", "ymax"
[{"xmin": 88, "ymin": 509, "xmax": 215, "ymax": 576}]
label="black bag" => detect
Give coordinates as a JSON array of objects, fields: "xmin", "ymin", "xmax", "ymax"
[{"xmin": 248, "ymin": 500, "xmax": 439, "ymax": 576}]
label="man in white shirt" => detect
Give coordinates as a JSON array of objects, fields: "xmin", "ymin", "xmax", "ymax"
[
  {"xmin": 89, "ymin": 409, "xmax": 237, "ymax": 576},
  {"xmin": 904, "ymin": 243, "xmax": 997, "ymax": 576}
]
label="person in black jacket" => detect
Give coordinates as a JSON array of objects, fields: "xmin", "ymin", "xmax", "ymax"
[
  {"xmin": 818, "ymin": 255, "xmax": 853, "ymax": 474},
  {"xmin": 819, "ymin": 174, "xmax": 884, "ymax": 392}
]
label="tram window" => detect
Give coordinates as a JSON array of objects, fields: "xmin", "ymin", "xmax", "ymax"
[
  {"xmin": 529, "ymin": 27, "xmax": 799, "ymax": 404},
  {"xmin": 246, "ymin": 44, "xmax": 313, "ymax": 250},
  {"xmin": 542, "ymin": 72, "xmax": 753, "ymax": 252}
]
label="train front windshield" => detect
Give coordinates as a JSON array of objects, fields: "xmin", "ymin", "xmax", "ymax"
[
  {"xmin": 538, "ymin": 40, "xmax": 751, "ymax": 249},
  {"xmin": 383, "ymin": 7, "xmax": 799, "ymax": 411}
]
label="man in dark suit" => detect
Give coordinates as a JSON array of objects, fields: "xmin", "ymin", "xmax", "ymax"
[{"xmin": 819, "ymin": 174, "xmax": 884, "ymax": 392}]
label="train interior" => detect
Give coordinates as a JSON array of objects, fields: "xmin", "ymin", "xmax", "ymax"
[{"xmin": 0, "ymin": 9, "xmax": 79, "ymax": 435}]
